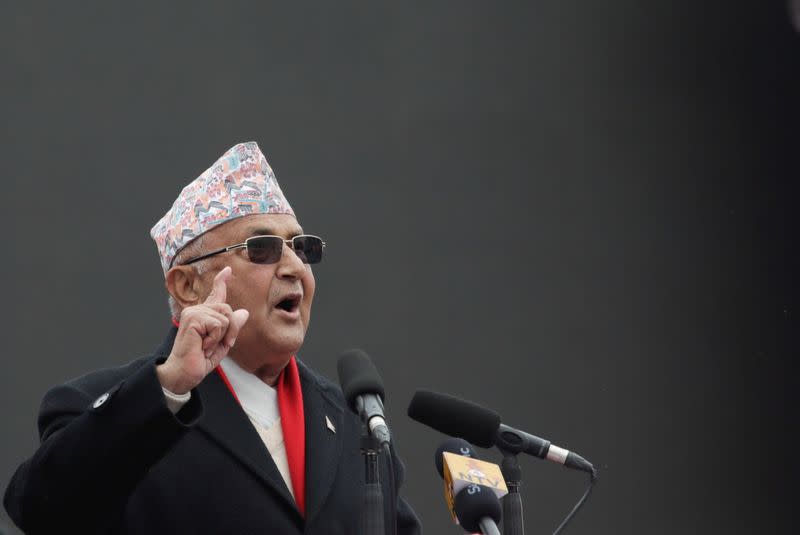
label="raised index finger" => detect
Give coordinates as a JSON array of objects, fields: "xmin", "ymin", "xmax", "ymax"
[{"xmin": 205, "ymin": 266, "xmax": 231, "ymax": 304}]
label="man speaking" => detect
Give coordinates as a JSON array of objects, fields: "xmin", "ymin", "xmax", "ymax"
[{"xmin": 4, "ymin": 142, "xmax": 421, "ymax": 534}]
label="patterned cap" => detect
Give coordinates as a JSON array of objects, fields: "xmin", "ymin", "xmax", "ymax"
[{"xmin": 150, "ymin": 141, "xmax": 295, "ymax": 273}]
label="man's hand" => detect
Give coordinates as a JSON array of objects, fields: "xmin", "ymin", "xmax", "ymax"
[{"xmin": 157, "ymin": 266, "xmax": 249, "ymax": 395}]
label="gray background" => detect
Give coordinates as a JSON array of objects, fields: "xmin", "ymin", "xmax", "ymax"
[{"xmin": 1, "ymin": 1, "xmax": 797, "ymax": 533}]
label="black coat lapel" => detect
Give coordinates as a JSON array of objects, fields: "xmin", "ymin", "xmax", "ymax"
[
  {"xmin": 196, "ymin": 369, "xmax": 301, "ymax": 521},
  {"xmin": 299, "ymin": 361, "xmax": 345, "ymax": 524}
]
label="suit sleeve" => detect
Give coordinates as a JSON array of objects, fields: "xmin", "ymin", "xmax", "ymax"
[
  {"xmin": 397, "ymin": 494, "xmax": 422, "ymax": 535},
  {"xmin": 388, "ymin": 443, "xmax": 423, "ymax": 535},
  {"xmin": 3, "ymin": 360, "xmax": 203, "ymax": 534}
]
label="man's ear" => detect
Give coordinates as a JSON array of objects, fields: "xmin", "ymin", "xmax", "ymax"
[{"xmin": 166, "ymin": 266, "xmax": 202, "ymax": 309}]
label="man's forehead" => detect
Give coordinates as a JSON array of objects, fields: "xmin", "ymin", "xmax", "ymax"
[{"xmin": 206, "ymin": 213, "xmax": 303, "ymax": 243}]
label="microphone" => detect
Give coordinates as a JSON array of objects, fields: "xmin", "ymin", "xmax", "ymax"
[
  {"xmin": 454, "ymin": 484, "xmax": 502, "ymax": 535},
  {"xmin": 435, "ymin": 437, "xmax": 479, "ymax": 478},
  {"xmin": 337, "ymin": 349, "xmax": 391, "ymax": 446},
  {"xmin": 435, "ymin": 439, "xmax": 503, "ymax": 535},
  {"xmin": 408, "ymin": 389, "xmax": 594, "ymax": 474}
]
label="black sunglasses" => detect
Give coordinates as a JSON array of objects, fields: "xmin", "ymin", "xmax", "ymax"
[{"xmin": 178, "ymin": 234, "xmax": 325, "ymax": 267}]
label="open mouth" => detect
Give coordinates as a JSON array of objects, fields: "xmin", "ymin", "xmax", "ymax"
[{"xmin": 275, "ymin": 294, "xmax": 301, "ymax": 313}]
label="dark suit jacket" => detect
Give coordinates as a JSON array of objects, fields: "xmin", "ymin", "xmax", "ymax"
[{"xmin": 4, "ymin": 328, "xmax": 421, "ymax": 534}]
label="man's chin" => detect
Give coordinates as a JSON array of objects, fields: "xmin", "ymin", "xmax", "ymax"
[
  {"xmin": 261, "ymin": 330, "xmax": 306, "ymax": 357},
  {"xmin": 236, "ymin": 310, "xmax": 302, "ymax": 351},
  {"xmin": 231, "ymin": 323, "xmax": 306, "ymax": 357}
]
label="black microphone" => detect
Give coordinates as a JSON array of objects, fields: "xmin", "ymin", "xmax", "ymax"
[
  {"xmin": 408, "ymin": 389, "xmax": 594, "ymax": 474},
  {"xmin": 337, "ymin": 349, "xmax": 391, "ymax": 446},
  {"xmin": 435, "ymin": 439, "xmax": 501, "ymax": 535},
  {"xmin": 435, "ymin": 437, "xmax": 480, "ymax": 478},
  {"xmin": 454, "ymin": 484, "xmax": 502, "ymax": 535}
]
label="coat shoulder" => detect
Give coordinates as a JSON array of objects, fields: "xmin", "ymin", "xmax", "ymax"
[
  {"xmin": 35, "ymin": 341, "xmax": 171, "ymax": 442},
  {"xmin": 296, "ymin": 360, "xmax": 348, "ymax": 407}
]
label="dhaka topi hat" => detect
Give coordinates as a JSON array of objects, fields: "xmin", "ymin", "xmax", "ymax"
[{"xmin": 150, "ymin": 141, "xmax": 295, "ymax": 274}]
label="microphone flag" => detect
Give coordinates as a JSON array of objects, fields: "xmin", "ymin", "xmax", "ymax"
[{"xmin": 442, "ymin": 452, "xmax": 508, "ymax": 524}]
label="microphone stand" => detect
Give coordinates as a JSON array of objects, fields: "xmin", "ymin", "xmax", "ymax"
[
  {"xmin": 360, "ymin": 432, "xmax": 385, "ymax": 535},
  {"xmin": 499, "ymin": 449, "xmax": 525, "ymax": 535},
  {"xmin": 479, "ymin": 518, "xmax": 503, "ymax": 535}
]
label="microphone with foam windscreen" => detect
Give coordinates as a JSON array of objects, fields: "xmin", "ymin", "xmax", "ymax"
[
  {"xmin": 408, "ymin": 389, "xmax": 594, "ymax": 474},
  {"xmin": 435, "ymin": 438, "xmax": 503, "ymax": 535},
  {"xmin": 338, "ymin": 349, "xmax": 400, "ymax": 535},
  {"xmin": 454, "ymin": 485, "xmax": 502, "ymax": 535},
  {"xmin": 435, "ymin": 437, "xmax": 480, "ymax": 478},
  {"xmin": 337, "ymin": 349, "xmax": 391, "ymax": 446}
]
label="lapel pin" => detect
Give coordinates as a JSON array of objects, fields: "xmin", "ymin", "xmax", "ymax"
[{"xmin": 325, "ymin": 415, "xmax": 336, "ymax": 433}]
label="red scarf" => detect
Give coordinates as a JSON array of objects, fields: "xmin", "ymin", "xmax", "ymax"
[
  {"xmin": 276, "ymin": 357, "xmax": 306, "ymax": 516},
  {"xmin": 215, "ymin": 358, "xmax": 306, "ymax": 516},
  {"xmin": 171, "ymin": 319, "xmax": 306, "ymax": 515}
]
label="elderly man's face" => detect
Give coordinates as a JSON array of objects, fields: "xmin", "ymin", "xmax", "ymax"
[{"xmin": 193, "ymin": 213, "xmax": 316, "ymax": 368}]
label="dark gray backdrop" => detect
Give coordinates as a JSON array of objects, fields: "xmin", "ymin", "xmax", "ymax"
[{"xmin": 2, "ymin": 1, "xmax": 797, "ymax": 533}]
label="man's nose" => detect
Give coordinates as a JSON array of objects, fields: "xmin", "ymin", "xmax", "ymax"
[{"xmin": 275, "ymin": 242, "xmax": 306, "ymax": 279}]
